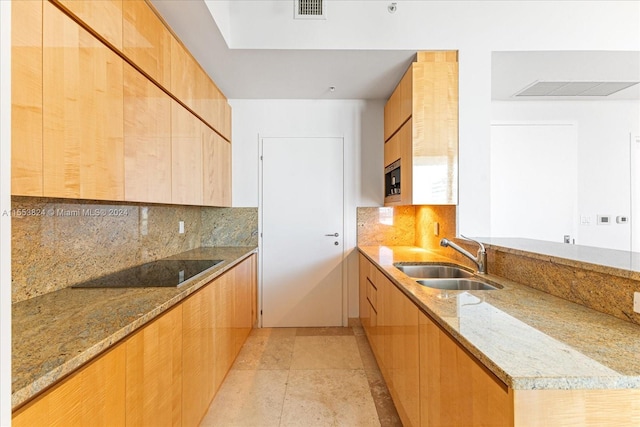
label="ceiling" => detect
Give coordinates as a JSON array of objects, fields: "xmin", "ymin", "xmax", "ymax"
[{"xmin": 150, "ymin": 0, "xmax": 640, "ymax": 101}]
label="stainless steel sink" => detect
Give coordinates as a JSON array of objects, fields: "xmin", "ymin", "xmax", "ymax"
[
  {"xmin": 416, "ymin": 278, "xmax": 499, "ymax": 291},
  {"xmin": 394, "ymin": 263, "xmax": 474, "ymax": 279}
]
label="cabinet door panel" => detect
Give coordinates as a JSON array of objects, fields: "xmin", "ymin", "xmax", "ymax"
[
  {"xmin": 124, "ymin": 63, "xmax": 172, "ymax": 203},
  {"xmin": 43, "ymin": 2, "xmax": 124, "ymax": 200},
  {"xmin": 170, "ymin": 37, "xmax": 195, "ymax": 111},
  {"xmin": 55, "ymin": 0, "xmax": 123, "ymax": 50},
  {"xmin": 182, "ymin": 283, "xmax": 216, "ymax": 427},
  {"xmin": 126, "ymin": 306, "xmax": 183, "ymax": 427},
  {"xmin": 171, "ymin": 101, "xmax": 203, "ymax": 205},
  {"xmin": 12, "ymin": 344, "xmax": 126, "ymax": 427},
  {"xmin": 203, "ymin": 126, "xmax": 232, "ymax": 207},
  {"xmin": 12, "ymin": 0, "xmax": 43, "ymax": 196},
  {"xmin": 123, "ymin": 0, "xmax": 171, "ymax": 88}
]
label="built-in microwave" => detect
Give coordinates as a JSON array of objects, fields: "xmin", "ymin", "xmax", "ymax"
[{"xmin": 384, "ymin": 159, "xmax": 401, "ymax": 198}]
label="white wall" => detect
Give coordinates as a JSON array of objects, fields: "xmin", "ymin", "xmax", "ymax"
[
  {"xmin": 0, "ymin": 1, "xmax": 11, "ymax": 424},
  {"xmin": 230, "ymin": 99, "xmax": 384, "ymax": 319},
  {"xmin": 492, "ymin": 101, "xmax": 640, "ymax": 250}
]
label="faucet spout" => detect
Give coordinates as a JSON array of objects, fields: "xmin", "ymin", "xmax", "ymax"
[{"xmin": 440, "ymin": 235, "xmax": 487, "ymax": 274}]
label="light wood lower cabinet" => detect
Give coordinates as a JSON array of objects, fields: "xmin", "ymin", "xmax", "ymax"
[
  {"xmin": 359, "ymin": 254, "xmax": 640, "ymax": 427},
  {"xmin": 419, "ymin": 310, "xmax": 512, "ymax": 427},
  {"xmin": 126, "ymin": 305, "xmax": 183, "ymax": 427},
  {"xmin": 43, "ymin": 1, "xmax": 125, "ymax": 201},
  {"xmin": 12, "ymin": 343, "xmax": 127, "ymax": 427},
  {"xmin": 13, "ymin": 254, "xmax": 257, "ymax": 427}
]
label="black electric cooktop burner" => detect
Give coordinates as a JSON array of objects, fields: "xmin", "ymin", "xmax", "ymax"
[{"xmin": 71, "ymin": 259, "xmax": 224, "ymax": 288}]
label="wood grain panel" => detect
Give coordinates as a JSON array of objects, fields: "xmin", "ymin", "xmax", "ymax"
[
  {"xmin": 513, "ymin": 389, "xmax": 640, "ymax": 426},
  {"xmin": 171, "ymin": 100, "xmax": 203, "ymax": 205},
  {"xmin": 232, "ymin": 255, "xmax": 254, "ymax": 356},
  {"xmin": 359, "ymin": 254, "xmax": 371, "ymax": 333},
  {"xmin": 170, "ymin": 36, "xmax": 195, "ymax": 112},
  {"xmin": 214, "ymin": 269, "xmax": 235, "ymax": 392},
  {"xmin": 411, "ymin": 52, "xmax": 458, "ymax": 204},
  {"xmin": 126, "ymin": 305, "xmax": 183, "ymax": 427},
  {"xmin": 384, "ymin": 65, "xmax": 413, "ymax": 142},
  {"xmin": 384, "ymin": 119, "xmax": 412, "ymax": 206},
  {"xmin": 43, "ymin": 2, "xmax": 124, "ymax": 200},
  {"xmin": 13, "ymin": 344, "xmax": 126, "ymax": 427},
  {"xmin": 123, "ymin": 63, "xmax": 172, "ymax": 204},
  {"xmin": 54, "ymin": 0, "xmax": 123, "ymax": 50},
  {"xmin": 123, "ymin": 0, "xmax": 171, "ymax": 88},
  {"xmin": 202, "ymin": 125, "xmax": 232, "ymax": 207},
  {"xmin": 182, "ymin": 282, "xmax": 216, "ymax": 427},
  {"xmin": 419, "ymin": 310, "xmax": 513, "ymax": 427},
  {"xmin": 11, "ymin": 0, "xmax": 43, "ymax": 196}
]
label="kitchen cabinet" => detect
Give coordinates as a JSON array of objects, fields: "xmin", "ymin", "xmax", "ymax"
[
  {"xmin": 171, "ymin": 100, "xmax": 203, "ymax": 206},
  {"xmin": 123, "ymin": 0, "xmax": 171, "ymax": 89},
  {"xmin": 43, "ymin": 1, "xmax": 124, "ymax": 200},
  {"xmin": 125, "ymin": 305, "xmax": 183, "ymax": 427},
  {"xmin": 53, "ymin": 0, "xmax": 123, "ymax": 51},
  {"xmin": 123, "ymin": 63, "xmax": 172, "ymax": 204},
  {"xmin": 383, "ymin": 51, "xmax": 458, "ymax": 206},
  {"xmin": 12, "ymin": 343, "xmax": 126, "ymax": 427},
  {"xmin": 419, "ymin": 310, "xmax": 513, "ymax": 427},
  {"xmin": 203, "ymin": 125, "xmax": 232, "ymax": 207},
  {"xmin": 11, "ymin": 0, "xmax": 43, "ymax": 196}
]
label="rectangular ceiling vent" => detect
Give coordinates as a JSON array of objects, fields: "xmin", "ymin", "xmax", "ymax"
[
  {"xmin": 515, "ymin": 81, "xmax": 639, "ymax": 97},
  {"xmin": 295, "ymin": 0, "xmax": 326, "ymax": 20}
]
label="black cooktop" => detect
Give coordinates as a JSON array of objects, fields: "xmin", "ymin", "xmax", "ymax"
[{"xmin": 71, "ymin": 259, "xmax": 224, "ymax": 288}]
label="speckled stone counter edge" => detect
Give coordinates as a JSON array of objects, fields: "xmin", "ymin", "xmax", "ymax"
[
  {"xmin": 358, "ymin": 245, "xmax": 640, "ymax": 391},
  {"xmin": 12, "ymin": 246, "xmax": 257, "ymax": 409}
]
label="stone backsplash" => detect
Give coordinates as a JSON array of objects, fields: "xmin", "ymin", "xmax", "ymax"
[{"xmin": 11, "ymin": 197, "xmax": 257, "ymax": 303}]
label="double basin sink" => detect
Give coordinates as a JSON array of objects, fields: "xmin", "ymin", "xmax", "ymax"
[{"xmin": 394, "ymin": 263, "xmax": 500, "ymax": 290}]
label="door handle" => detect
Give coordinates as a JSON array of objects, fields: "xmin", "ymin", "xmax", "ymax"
[{"xmin": 325, "ymin": 233, "xmax": 339, "ymax": 237}]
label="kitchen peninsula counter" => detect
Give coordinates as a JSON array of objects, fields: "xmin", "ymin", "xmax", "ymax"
[
  {"xmin": 12, "ymin": 246, "xmax": 258, "ymax": 409},
  {"xmin": 359, "ymin": 245, "xmax": 640, "ymax": 391}
]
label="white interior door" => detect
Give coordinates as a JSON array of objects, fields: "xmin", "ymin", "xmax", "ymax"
[
  {"xmin": 490, "ymin": 123, "xmax": 578, "ymax": 243},
  {"xmin": 261, "ymin": 137, "xmax": 344, "ymax": 327}
]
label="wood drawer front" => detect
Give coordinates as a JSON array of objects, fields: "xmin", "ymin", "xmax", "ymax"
[{"xmin": 366, "ymin": 278, "xmax": 378, "ymax": 311}]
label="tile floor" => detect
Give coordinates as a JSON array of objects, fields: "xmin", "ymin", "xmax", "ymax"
[{"xmin": 200, "ymin": 325, "xmax": 402, "ymax": 427}]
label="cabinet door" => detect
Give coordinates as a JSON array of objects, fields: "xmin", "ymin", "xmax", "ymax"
[
  {"xmin": 214, "ymin": 269, "xmax": 235, "ymax": 390},
  {"xmin": 126, "ymin": 305, "xmax": 183, "ymax": 427},
  {"xmin": 384, "ymin": 119, "xmax": 412, "ymax": 206},
  {"xmin": 232, "ymin": 255, "xmax": 256, "ymax": 355},
  {"xmin": 419, "ymin": 310, "xmax": 513, "ymax": 427},
  {"xmin": 124, "ymin": 63, "xmax": 172, "ymax": 204},
  {"xmin": 384, "ymin": 65, "xmax": 412, "ymax": 142},
  {"xmin": 358, "ymin": 254, "xmax": 371, "ymax": 334},
  {"xmin": 123, "ymin": 0, "xmax": 171, "ymax": 89},
  {"xmin": 203, "ymin": 125, "xmax": 232, "ymax": 207},
  {"xmin": 170, "ymin": 36, "xmax": 196, "ymax": 112},
  {"xmin": 12, "ymin": 344, "xmax": 126, "ymax": 427},
  {"xmin": 389, "ymin": 283, "xmax": 420, "ymax": 427},
  {"xmin": 182, "ymin": 282, "xmax": 216, "ymax": 427},
  {"xmin": 54, "ymin": 0, "xmax": 123, "ymax": 50},
  {"xmin": 12, "ymin": 0, "xmax": 43, "ymax": 196},
  {"xmin": 43, "ymin": 1, "xmax": 124, "ymax": 200},
  {"xmin": 171, "ymin": 100, "xmax": 203, "ymax": 205}
]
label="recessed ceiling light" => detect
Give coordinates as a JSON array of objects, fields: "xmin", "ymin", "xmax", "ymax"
[{"xmin": 329, "ymin": 86, "xmax": 336, "ymax": 92}]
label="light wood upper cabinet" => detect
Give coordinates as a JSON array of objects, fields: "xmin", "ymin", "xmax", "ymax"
[
  {"xmin": 12, "ymin": 0, "xmax": 43, "ymax": 197},
  {"xmin": 123, "ymin": 0, "xmax": 171, "ymax": 89},
  {"xmin": 53, "ymin": 0, "xmax": 123, "ymax": 50},
  {"xmin": 171, "ymin": 100, "xmax": 203, "ymax": 206},
  {"xmin": 126, "ymin": 305, "xmax": 183, "ymax": 427},
  {"xmin": 12, "ymin": 343, "xmax": 126, "ymax": 427},
  {"xmin": 43, "ymin": 1, "xmax": 124, "ymax": 201},
  {"xmin": 203, "ymin": 125, "xmax": 232, "ymax": 207},
  {"xmin": 383, "ymin": 51, "xmax": 458, "ymax": 206},
  {"xmin": 170, "ymin": 36, "xmax": 196, "ymax": 112},
  {"xmin": 124, "ymin": 63, "xmax": 172, "ymax": 204}
]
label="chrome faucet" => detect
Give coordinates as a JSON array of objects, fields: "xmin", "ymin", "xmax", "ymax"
[{"xmin": 440, "ymin": 235, "xmax": 487, "ymax": 274}]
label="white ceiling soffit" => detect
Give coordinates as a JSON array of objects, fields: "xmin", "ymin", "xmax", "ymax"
[
  {"xmin": 515, "ymin": 81, "xmax": 640, "ymax": 97},
  {"xmin": 493, "ymin": 51, "xmax": 640, "ymax": 101}
]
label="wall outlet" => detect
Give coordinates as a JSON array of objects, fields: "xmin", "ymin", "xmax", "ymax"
[
  {"xmin": 634, "ymin": 292, "xmax": 640, "ymax": 314},
  {"xmin": 179, "ymin": 220, "xmax": 185, "ymax": 234}
]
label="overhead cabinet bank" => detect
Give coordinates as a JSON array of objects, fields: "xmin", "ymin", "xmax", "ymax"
[{"xmin": 383, "ymin": 51, "xmax": 459, "ymax": 206}]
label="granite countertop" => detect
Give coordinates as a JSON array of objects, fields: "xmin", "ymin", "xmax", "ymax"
[
  {"xmin": 359, "ymin": 245, "xmax": 640, "ymax": 391},
  {"xmin": 12, "ymin": 246, "xmax": 258, "ymax": 409}
]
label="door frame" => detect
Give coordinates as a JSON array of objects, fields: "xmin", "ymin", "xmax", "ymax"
[{"xmin": 258, "ymin": 135, "xmax": 348, "ymax": 327}]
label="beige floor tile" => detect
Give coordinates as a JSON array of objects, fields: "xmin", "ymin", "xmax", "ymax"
[
  {"xmin": 280, "ymin": 369, "xmax": 381, "ymax": 427},
  {"xmin": 290, "ymin": 336, "xmax": 363, "ymax": 370},
  {"xmin": 199, "ymin": 369, "xmax": 289, "ymax": 427},
  {"xmin": 232, "ymin": 331, "xmax": 295, "ymax": 370},
  {"xmin": 249, "ymin": 327, "xmax": 298, "ymax": 338},
  {"xmin": 296, "ymin": 327, "xmax": 354, "ymax": 336}
]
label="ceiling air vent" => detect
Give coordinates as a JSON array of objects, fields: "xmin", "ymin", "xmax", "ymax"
[
  {"xmin": 294, "ymin": 0, "xmax": 326, "ymax": 20},
  {"xmin": 515, "ymin": 81, "xmax": 640, "ymax": 97}
]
